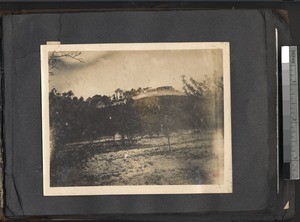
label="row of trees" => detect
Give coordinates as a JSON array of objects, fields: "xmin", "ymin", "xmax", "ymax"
[{"xmin": 49, "ymin": 75, "xmax": 223, "ymax": 152}]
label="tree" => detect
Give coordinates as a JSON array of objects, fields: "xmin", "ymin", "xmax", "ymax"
[
  {"xmin": 158, "ymin": 97, "xmax": 184, "ymax": 151},
  {"xmin": 181, "ymin": 74, "xmax": 223, "ymax": 131},
  {"xmin": 87, "ymin": 95, "xmax": 112, "ymax": 107},
  {"xmin": 134, "ymin": 95, "xmax": 186, "ymax": 151},
  {"xmin": 113, "ymin": 99, "xmax": 141, "ymax": 146},
  {"xmin": 48, "ymin": 51, "xmax": 84, "ymax": 75}
]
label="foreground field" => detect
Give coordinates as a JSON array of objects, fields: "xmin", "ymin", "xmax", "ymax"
[{"xmin": 51, "ymin": 130, "xmax": 223, "ymax": 187}]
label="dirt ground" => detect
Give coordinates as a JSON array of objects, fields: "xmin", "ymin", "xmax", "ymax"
[{"xmin": 50, "ymin": 130, "xmax": 223, "ymax": 187}]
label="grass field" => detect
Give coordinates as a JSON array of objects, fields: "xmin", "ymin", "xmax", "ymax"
[{"xmin": 50, "ymin": 130, "xmax": 223, "ymax": 187}]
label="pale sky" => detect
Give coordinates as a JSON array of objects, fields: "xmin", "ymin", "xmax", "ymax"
[{"xmin": 49, "ymin": 49, "xmax": 223, "ymax": 99}]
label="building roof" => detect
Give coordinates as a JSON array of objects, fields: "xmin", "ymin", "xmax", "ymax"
[
  {"xmin": 115, "ymin": 88, "xmax": 123, "ymax": 93},
  {"xmin": 132, "ymin": 86, "xmax": 186, "ymax": 100}
]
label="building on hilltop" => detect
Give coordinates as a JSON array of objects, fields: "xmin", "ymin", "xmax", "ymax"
[
  {"xmin": 112, "ymin": 88, "xmax": 124, "ymax": 101},
  {"xmin": 110, "ymin": 88, "xmax": 127, "ymax": 106},
  {"xmin": 97, "ymin": 86, "xmax": 186, "ymax": 108},
  {"xmin": 132, "ymin": 86, "xmax": 186, "ymax": 100}
]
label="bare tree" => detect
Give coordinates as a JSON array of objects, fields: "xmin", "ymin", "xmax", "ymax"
[{"xmin": 48, "ymin": 51, "xmax": 85, "ymax": 75}]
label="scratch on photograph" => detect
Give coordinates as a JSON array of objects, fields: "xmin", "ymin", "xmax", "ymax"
[{"xmin": 41, "ymin": 42, "xmax": 232, "ymax": 196}]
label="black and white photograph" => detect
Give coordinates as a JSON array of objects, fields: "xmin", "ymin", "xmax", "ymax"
[{"xmin": 41, "ymin": 42, "xmax": 232, "ymax": 195}]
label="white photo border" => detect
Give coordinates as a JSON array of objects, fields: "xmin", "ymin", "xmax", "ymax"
[{"xmin": 41, "ymin": 42, "xmax": 232, "ymax": 196}]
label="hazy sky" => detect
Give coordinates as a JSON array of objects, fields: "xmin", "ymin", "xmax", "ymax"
[{"xmin": 49, "ymin": 49, "xmax": 223, "ymax": 99}]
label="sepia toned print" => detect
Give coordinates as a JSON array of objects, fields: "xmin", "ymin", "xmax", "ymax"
[{"xmin": 41, "ymin": 42, "xmax": 232, "ymax": 196}]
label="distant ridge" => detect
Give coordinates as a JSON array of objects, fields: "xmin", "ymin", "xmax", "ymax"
[{"xmin": 132, "ymin": 86, "xmax": 186, "ymax": 100}]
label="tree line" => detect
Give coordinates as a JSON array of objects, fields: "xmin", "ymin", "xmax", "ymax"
[{"xmin": 49, "ymin": 75, "xmax": 223, "ymax": 152}]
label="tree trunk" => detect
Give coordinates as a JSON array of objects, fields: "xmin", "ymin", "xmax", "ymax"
[
  {"xmin": 121, "ymin": 134, "xmax": 125, "ymax": 146},
  {"xmin": 167, "ymin": 136, "xmax": 171, "ymax": 151}
]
